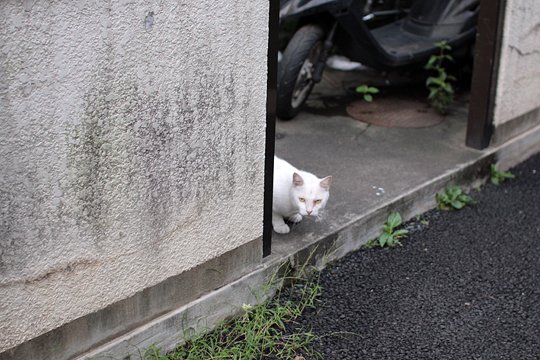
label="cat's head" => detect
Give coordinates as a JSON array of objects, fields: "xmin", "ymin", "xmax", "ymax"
[{"xmin": 291, "ymin": 172, "xmax": 332, "ymax": 217}]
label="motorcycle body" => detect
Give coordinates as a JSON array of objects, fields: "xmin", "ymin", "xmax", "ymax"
[{"xmin": 277, "ymin": 0, "xmax": 479, "ymax": 120}]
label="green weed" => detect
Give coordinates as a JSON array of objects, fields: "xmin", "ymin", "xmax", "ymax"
[
  {"xmin": 415, "ymin": 214, "xmax": 429, "ymax": 226},
  {"xmin": 142, "ymin": 276, "xmax": 322, "ymax": 360},
  {"xmin": 436, "ymin": 185, "xmax": 475, "ymax": 210},
  {"xmin": 143, "ymin": 345, "xmax": 170, "ymax": 360},
  {"xmin": 425, "ymin": 41, "xmax": 455, "ymax": 114},
  {"xmin": 355, "ymin": 84, "xmax": 379, "ymax": 102},
  {"xmin": 366, "ymin": 212, "xmax": 409, "ymax": 248},
  {"xmin": 490, "ymin": 164, "xmax": 515, "ymax": 185}
]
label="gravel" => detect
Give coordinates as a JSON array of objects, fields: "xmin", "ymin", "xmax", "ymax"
[{"xmin": 287, "ymin": 153, "xmax": 540, "ymax": 359}]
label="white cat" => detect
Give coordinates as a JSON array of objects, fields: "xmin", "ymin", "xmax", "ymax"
[{"xmin": 272, "ymin": 156, "xmax": 332, "ymax": 234}]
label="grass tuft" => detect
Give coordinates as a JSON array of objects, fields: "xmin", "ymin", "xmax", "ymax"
[{"xmin": 142, "ymin": 276, "xmax": 322, "ymax": 360}]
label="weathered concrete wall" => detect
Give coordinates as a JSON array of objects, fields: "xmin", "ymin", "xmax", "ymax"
[
  {"xmin": 0, "ymin": 0, "xmax": 268, "ymax": 353},
  {"xmin": 493, "ymin": 0, "xmax": 540, "ymax": 126}
]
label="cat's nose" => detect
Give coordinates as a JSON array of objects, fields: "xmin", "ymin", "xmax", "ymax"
[{"xmin": 307, "ymin": 210, "xmax": 312, "ymax": 215}]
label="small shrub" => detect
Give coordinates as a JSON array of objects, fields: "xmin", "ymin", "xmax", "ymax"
[
  {"xmin": 436, "ymin": 185, "xmax": 475, "ymax": 210},
  {"xmin": 490, "ymin": 164, "xmax": 515, "ymax": 185},
  {"xmin": 355, "ymin": 84, "xmax": 379, "ymax": 102}
]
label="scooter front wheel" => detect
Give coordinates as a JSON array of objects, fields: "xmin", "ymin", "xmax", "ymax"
[{"xmin": 277, "ymin": 24, "xmax": 325, "ymax": 120}]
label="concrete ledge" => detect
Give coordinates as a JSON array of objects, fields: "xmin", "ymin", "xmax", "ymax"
[
  {"xmin": 71, "ymin": 123, "xmax": 540, "ymax": 360},
  {"xmin": 77, "ymin": 262, "xmax": 283, "ymax": 360},
  {"xmin": 492, "ymin": 107, "xmax": 540, "ymax": 147},
  {"xmin": 0, "ymin": 238, "xmax": 261, "ymax": 360}
]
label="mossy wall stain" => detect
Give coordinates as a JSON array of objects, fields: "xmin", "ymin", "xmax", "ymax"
[
  {"xmin": 1, "ymin": 0, "xmax": 268, "ymax": 353},
  {"xmin": 66, "ymin": 70, "xmax": 245, "ymax": 250}
]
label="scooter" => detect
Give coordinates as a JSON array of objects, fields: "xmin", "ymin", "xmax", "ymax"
[{"xmin": 277, "ymin": 0, "xmax": 479, "ymax": 120}]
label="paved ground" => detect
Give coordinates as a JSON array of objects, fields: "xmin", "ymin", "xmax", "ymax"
[
  {"xmin": 272, "ymin": 68, "xmax": 481, "ymax": 260},
  {"xmin": 287, "ymin": 152, "xmax": 540, "ymax": 359}
]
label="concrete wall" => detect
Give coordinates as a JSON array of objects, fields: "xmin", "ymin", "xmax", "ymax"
[
  {"xmin": 493, "ymin": 0, "xmax": 540, "ymax": 126},
  {"xmin": 0, "ymin": 0, "xmax": 268, "ymax": 354}
]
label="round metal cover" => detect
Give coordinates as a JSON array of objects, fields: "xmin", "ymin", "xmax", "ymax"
[{"xmin": 346, "ymin": 97, "xmax": 444, "ymax": 128}]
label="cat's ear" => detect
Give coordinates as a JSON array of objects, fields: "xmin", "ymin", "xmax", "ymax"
[
  {"xmin": 320, "ymin": 176, "xmax": 332, "ymax": 190},
  {"xmin": 292, "ymin": 172, "xmax": 304, "ymax": 187}
]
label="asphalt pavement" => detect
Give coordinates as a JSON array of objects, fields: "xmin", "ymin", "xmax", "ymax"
[{"xmin": 287, "ymin": 151, "xmax": 540, "ymax": 359}]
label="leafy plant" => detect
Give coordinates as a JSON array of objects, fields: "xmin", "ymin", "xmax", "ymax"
[
  {"xmin": 355, "ymin": 84, "xmax": 379, "ymax": 102},
  {"xmin": 143, "ymin": 345, "xmax": 170, "ymax": 360},
  {"xmin": 143, "ymin": 276, "xmax": 322, "ymax": 360},
  {"xmin": 415, "ymin": 214, "xmax": 429, "ymax": 226},
  {"xmin": 490, "ymin": 164, "xmax": 515, "ymax": 185},
  {"xmin": 366, "ymin": 212, "xmax": 409, "ymax": 248},
  {"xmin": 425, "ymin": 41, "xmax": 456, "ymax": 114},
  {"xmin": 436, "ymin": 185, "xmax": 475, "ymax": 210}
]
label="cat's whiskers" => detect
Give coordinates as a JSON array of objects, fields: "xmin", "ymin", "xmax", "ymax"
[{"xmin": 314, "ymin": 211, "xmax": 330, "ymax": 226}]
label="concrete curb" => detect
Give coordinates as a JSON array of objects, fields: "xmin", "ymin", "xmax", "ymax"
[{"xmin": 79, "ymin": 124, "xmax": 540, "ymax": 359}]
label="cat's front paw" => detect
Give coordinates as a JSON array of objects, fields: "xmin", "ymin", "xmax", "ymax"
[
  {"xmin": 288, "ymin": 214, "xmax": 303, "ymax": 223},
  {"xmin": 273, "ymin": 223, "xmax": 290, "ymax": 234}
]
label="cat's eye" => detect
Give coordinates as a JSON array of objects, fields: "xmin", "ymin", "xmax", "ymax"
[
  {"xmin": 299, "ymin": 197, "xmax": 305, "ymax": 202},
  {"xmin": 314, "ymin": 199, "xmax": 322, "ymax": 205}
]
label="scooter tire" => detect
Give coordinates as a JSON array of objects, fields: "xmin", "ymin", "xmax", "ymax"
[{"xmin": 277, "ymin": 24, "xmax": 325, "ymax": 120}]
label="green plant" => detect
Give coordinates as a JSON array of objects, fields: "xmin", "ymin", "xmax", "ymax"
[
  {"xmin": 436, "ymin": 185, "xmax": 475, "ymax": 210},
  {"xmin": 425, "ymin": 41, "xmax": 456, "ymax": 114},
  {"xmin": 143, "ymin": 276, "xmax": 322, "ymax": 360},
  {"xmin": 415, "ymin": 214, "xmax": 429, "ymax": 226},
  {"xmin": 366, "ymin": 212, "xmax": 409, "ymax": 248},
  {"xmin": 355, "ymin": 84, "xmax": 379, "ymax": 102},
  {"xmin": 143, "ymin": 345, "xmax": 170, "ymax": 360},
  {"xmin": 490, "ymin": 164, "xmax": 515, "ymax": 185}
]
